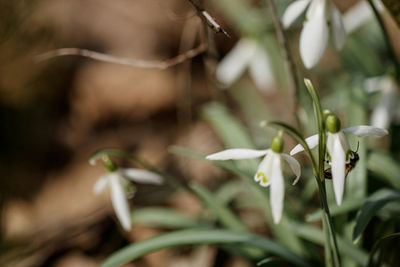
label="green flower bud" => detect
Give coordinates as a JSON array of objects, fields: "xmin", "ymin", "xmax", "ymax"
[
  {"xmin": 271, "ymin": 132, "xmax": 284, "ymax": 153},
  {"xmin": 325, "ymin": 114, "xmax": 341, "ymax": 133},
  {"xmin": 103, "ymin": 156, "xmax": 118, "ymax": 172}
]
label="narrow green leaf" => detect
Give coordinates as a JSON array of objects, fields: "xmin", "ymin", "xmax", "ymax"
[
  {"xmin": 368, "ymin": 151, "xmax": 400, "ymax": 188},
  {"xmin": 131, "ymin": 207, "xmax": 200, "ymax": 229},
  {"xmin": 190, "ymin": 183, "xmax": 248, "ymax": 232},
  {"xmin": 290, "ymin": 222, "xmax": 369, "ymax": 266},
  {"xmin": 353, "ymin": 189, "xmax": 400, "ymax": 242},
  {"xmin": 99, "ymin": 229, "xmax": 311, "ymax": 267},
  {"xmin": 202, "ymin": 102, "xmax": 259, "ymax": 173},
  {"xmin": 306, "ymin": 198, "xmax": 364, "ymax": 222},
  {"xmin": 367, "ymin": 232, "xmax": 400, "ymax": 267}
]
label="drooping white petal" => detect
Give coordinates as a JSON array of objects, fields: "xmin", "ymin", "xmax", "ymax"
[
  {"xmin": 93, "ymin": 174, "xmax": 111, "ymax": 195},
  {"xmin": 343, "ymin": 125, "xmax": 388, "ymax": 137},
  {"xmin": 254, "ymin": 152, "xmax": 273, "ymax": 186},
  {"xmin": 282, "ymin": 0, "xmax": 311, "ymax": 28},
  {"xmin": 109, "ymin": 174, "xmax": 131, "ymax": 231},
  {"xmin": 330, "ymin": 3, "xmax": 346, "ymax": 49},
  {"xmin": 206, "ymin": 148, "xmax": 270, "ymax": 161},
  {"xmin": 248, "ymin": 46, "xmax": 275, "ymax": 92},
  {"xmin": 270, "ymin": 153, "xmax": 284, "ymax": 224},
  {"xmin": 216, "ymin": 39, "xmax": 256, "ymax": 86},
  {"xmin": 343, "ymin": 1, "xmax": 373, "ymax": 34},
  {"xmin": 290, "ymin": 134, "xmax": 319, "ymax": 155},
  {"xmin": 282, "ymin": 153, "xmax": 301, "ymax": 185},
  {"xmin": 327, "ymin": 133, "xmax": 346, "ymax": 205},
  {"xmin": 370, "ymin": 77, "xmax": 398, "ymax": 129},
  {"xmin": 120, "ymin": 168, "xmax": 163, "ymax": 185},
  {"xmin": 300, "ymin": 0, "xmax": 329, "ymax": 68}
]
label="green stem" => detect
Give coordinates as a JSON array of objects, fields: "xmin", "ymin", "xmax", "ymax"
[
  {"xmin": 367, "ymin": 0, "xmax": 400, "ymax": 82},
  {"xmin": 304, "ymin": 79, "xmax": 341, "ymax": 266}
]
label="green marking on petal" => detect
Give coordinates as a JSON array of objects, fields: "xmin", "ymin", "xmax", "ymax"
[{"xmin": 257, "ymin": 172, "xmax": 269, "ymax": 185}]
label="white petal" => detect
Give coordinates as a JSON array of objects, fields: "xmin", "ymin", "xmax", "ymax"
[
  {"xmin": 282, "ymin": 154, "xmax": 301, "ymax": 185},
  {"xmin": 327, "ymin": 133, "xmax": 346, "ymax": 205},
  {"xmin": 270, "ymin": 154, "xmax": 284, "ymax": 224},
  {"xmin": 93, "ymin": 174, "xmax": 111, "ymax": 195},
  {"xmin": 119, "ymin": 168, "xmax": 163, "ymax": 185},
  {"xmin": 248, "ymin": 46, "xmax": 275, "ymax": 92},
  {"xmin": 254, "ymin": 152, "xmax": 274, "ymax": 186},
  {"xmin": 343, "ymin": 125, "xmax": 388, "ymax": 137},
  {"xmin": 206, "ymin": 148, "xmax": 270, "ymax": 161},
  {"xmin": 300, "ymin": 0, "xmax": 329, "ymax": 68},
  {"xmin": 343, "ymin": 1, "xmax": 373, "ymax": 34},
  {"xmin": 282, "ymin": 0, "xmax": 311, "ymax": 28},
  {"xmin": 330, "ymin": 3, "xmax": 346, "ymax": 49},
  {"xmin": 371, "ymin": 104, "xmax": 391, "ymax": 129},
  {"xmin": 109, "ymin": 174, "xmax": 131, "ymax": 231},
  {"xmin": 216, "ymin": 39, "xmax": 256, "ymax": 86},
  {"xmin": 290, "ymin": 134, "xmax": 319, "ymax": 155}
]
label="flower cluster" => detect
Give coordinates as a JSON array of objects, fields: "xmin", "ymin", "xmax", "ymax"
[{"xmin": 207, "ymin": 114, "xmax": 387, "ymax": 223}]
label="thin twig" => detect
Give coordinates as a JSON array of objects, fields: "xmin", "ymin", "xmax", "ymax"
[
  {"xmin": 264, "ymin": 0, "xmax": 302, "ymax": 131},
  {"xmin": 368, "ymin": 0, "xmax": 400, "ymax": 83},
  {"xmin": 186, "ymin": 0, "xmax": 230, "ymax": 38},
  {"xmin": 35, "ymin": 43, "xmax": 207, "ymax": 69}
]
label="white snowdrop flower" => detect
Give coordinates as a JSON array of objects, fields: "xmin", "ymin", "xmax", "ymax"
[
  {"xmin": 282, "ymin": 0, "xmax": 346, "ymax": 68},
  {"xmin": 343, "ymin": 0, "xmax": 384, "ymax": 34},
  {"xmin": 216, "ymin": 38, "xmax": 275, "ymax": 92},
  {"xmin": 93, "ymin": 165, "xmax": 163, "ymax": 231},
  {"xmin": 290, "ymin": 114, "xmax": 388, "ymax": 205},
  {"xmin": 364, "ymin": 76, "xmax": 400, "ymax": 129},
  {"xmin": 206, "ymin": 133, "xmax": 301, "ymax": 224}
]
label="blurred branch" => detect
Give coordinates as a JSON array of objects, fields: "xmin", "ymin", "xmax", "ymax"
[
  {"xmin": 264, "ymin": 0, "xmax": 301, "ymax": 130},
  {"xmin": 35, "ymin": 43, "xmax": 206, "ymax": 69},
  {"xmin": 368, "ymin": 0, "xmax": 400, "ymax": 82},
  {"xmin": 382, "ymin": 0, "xmax": 400, "ymax": 26},
  {"xmin": 186, "ymin": 0, "xmax": 230, "ymax": 38}
]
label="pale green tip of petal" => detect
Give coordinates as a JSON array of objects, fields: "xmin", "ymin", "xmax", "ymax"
[
  {"xmin": 326, "ymin": 114, "xmax": 341, "ymax": 133},
  {"xmin": 323, "ymin": 109, "xmax": 333, "ymax": 117}
]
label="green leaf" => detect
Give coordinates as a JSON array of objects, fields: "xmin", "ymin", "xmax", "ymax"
[
  {"xmin": 202, "ymin": 102, "xmax": 259, "ymax": 173},
  {"xmin": 306, "ymin": 198, "xmax": 365, "ymax": 222},
  {"xmin": 353, "ymin": 189, "xmax": 400, "ymax": 242},
  {"xmin": 368, "ymin": 151, "xmax": 400, "ymax": 188},
  {"xmin": 367, "ymin": 232, "xmax": 400, "ymax": 267},
  {"xmin": 290, "ymin": 222, "xmax": 369, "ymax": 266},
  {"xmin": 131, "ymin": 207, "xmax": 200, "ymax": 229},
  {"xmin": 99, "ymin": 229, "xmax": 311, "ymax": 267},
  {"xmin": 189, "ymin": 183, "xmax": 248, "ymax": 232}
]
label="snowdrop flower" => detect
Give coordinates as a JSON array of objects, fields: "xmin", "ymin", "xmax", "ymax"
[
  {"xmin": 282, "ymin": 0, "xmax": 346, "ymax": 68},
  {"xmin": 290, "ymin": 114, "xmax": 388, "ymax": 205},
  {"xmin": 364, "ymin": 76, "xmax": 400, "ymax": 129},
  {"xmin": 216, "ymin": 38, "xmax": 275, "ymax": 92},
  {"xmin": 92, "ymin": 158, "xmax": 163, "ymax": 231},
  {"xmin": 343, "ymin": 0, "xmax": 384, "ymax": 34},
  {"xmin": 206, "ymin": 132, "xmax": 300, "ymax": 224}
]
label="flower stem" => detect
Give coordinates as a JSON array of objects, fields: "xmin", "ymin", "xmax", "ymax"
[{"xmin": 304, "ymin": 79, "xmax": 341, "ymax": 267}]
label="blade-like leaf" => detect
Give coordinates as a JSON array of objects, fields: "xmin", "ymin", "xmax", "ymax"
[
  {"xmin": 367, "ymin": 232, "xmax": 400, "ymax": 267},
  {"xmin": 131, "ymin": 207, "xmax": 200, "ymax": 229},
  {"xmin": 368, "ymin": 152, "xmax": 400, "ymax": 189},
  {"xmin": 99, "ymin": 229, "xmax": 311, "ymax": 267},
  {"xmin": 353, "ymin": 189, "xmax": 400, "ymax": 242},
  {"xmin": 306, "ymin": 198, "xmax": 364, "ymax": 222}
]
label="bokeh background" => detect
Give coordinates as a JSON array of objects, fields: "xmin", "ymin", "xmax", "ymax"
[{"xmin": 1, "ymin": 0, "xmax": 399, "ymax": 266}]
